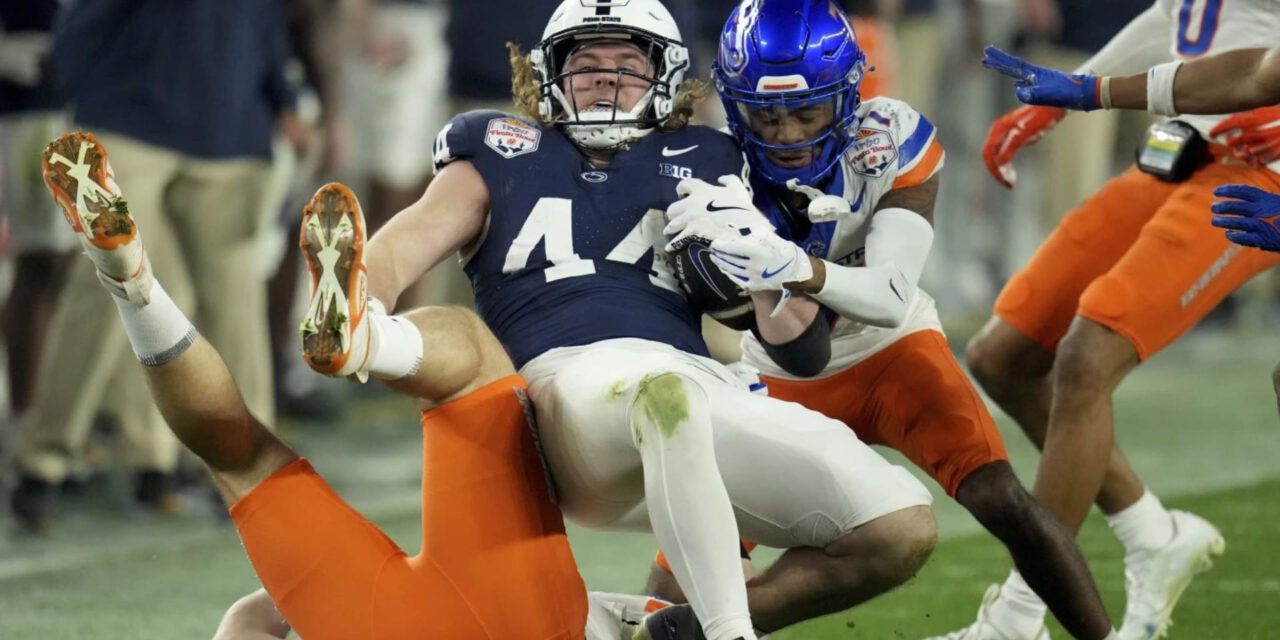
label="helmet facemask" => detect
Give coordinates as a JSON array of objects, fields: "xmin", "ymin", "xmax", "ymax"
[
  {"xmin": 716, "ymin": 59, "xmax": 865, "ymax": 186},
  {"xmin": 532, "ymin": 28, "xmax": 689, "ymax": 150}
]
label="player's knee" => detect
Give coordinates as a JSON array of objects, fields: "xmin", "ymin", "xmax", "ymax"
[
  {"xmin": 955, "ymin": 461, "xmax": 1031, "ymax": 532},
  {"xmin": 830, "ymin": 505, "xmax": 936, "ymax": 588},
  {"xmin": 1054, "ymin": 318, "xmax": 1135, "ymax": 397},
  {"xmin": 965, "ymin": 324, "xmax": 1026, "ymax": 398},
  {"xmin": 629, "ymin": 372, "xmax": 708, "ymax": 444},
  {"xmin": 874, "ymin": 506, "xmax": 937, "ymax": 585}
]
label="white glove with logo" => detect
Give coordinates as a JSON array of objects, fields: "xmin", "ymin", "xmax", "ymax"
[
  {"xmin": 708, "ymin": 228, "xmax": 814, "ymax": 292},
  {"xmin": 664, "ymin": 175, "xmax": 773, "ymax": 251}
]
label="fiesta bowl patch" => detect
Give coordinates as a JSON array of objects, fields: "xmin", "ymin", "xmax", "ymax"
[
  {"xmin": 485, "ymin": 118, "xmax": 541, "ymax": 159},
  {"xmin": 849, "ymin": 127, "xmax": 897, "ymax": 178}
]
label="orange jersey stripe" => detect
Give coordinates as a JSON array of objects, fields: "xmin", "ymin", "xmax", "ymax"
[{"xmin": 892, "ymin": 137, "xmax": 944, "ymax": 190}]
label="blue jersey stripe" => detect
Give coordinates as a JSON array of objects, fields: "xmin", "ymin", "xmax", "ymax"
[{"xmin": 898, "ymin": 116, "xmax": 935, "ymax": 169}]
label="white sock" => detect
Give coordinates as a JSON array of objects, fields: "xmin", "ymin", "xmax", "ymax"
[
  {"xmin": 1107, "ymin": 490, "xmax": 1174, "ymax": 553},
  {"xmin": 1105, "ymin": 630, "xmax": 1121, "ymax": 640},
  {"xmin": 111, "ymin": 280, "xmax": 196, "ymax": 366},
  {"xmin": 365, "ymin": 299, "xmax": 423, "ymax": 380},
  {"xmin": 632, "ymin": 374, "xmax": 756, "ymax": 640},
  {"xmin": 989, "ymin": 570, "xmax": 1048, "ymax": 635}
]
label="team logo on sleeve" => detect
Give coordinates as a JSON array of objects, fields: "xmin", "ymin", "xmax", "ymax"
[
  {"xmin": 849, "ymin": 127, "xmax": 897, "ymax": 178},
  {"xmin": 485, "ymin": 117, "xmax": 541, "ymax": 159}
]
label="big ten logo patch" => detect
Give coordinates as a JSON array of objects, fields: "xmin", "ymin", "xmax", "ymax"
[
  {"xmin": 485, "ymin": 117, "xmax": 541, "ymax": 159},
  {"xmin": 850, "ymin": 127, "xmax": 897, "ymax": 178},
  {"xmin": 659, "ymin": 163, "xmax": 693, "ymax": 179}
]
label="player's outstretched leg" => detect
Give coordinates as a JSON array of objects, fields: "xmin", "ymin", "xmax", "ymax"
[
  {"xmin": 964, "ymin": 317, "xmax": 1223, "ymax": 640},
  {"xmin": 299, "ymin": 182, "xmax": 375, "ymax": 379},
  {"xmin": 42, "ymin": 131, "xmax": 296, "ymax": 503},
  {"xmin": 298, "ymin": 183, "xmax": 512, "ymax": 404}
]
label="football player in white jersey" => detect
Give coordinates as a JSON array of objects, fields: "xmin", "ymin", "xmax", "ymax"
[
  {"xmin": 648, "ymin": 2, "xmax": 1120, "ymax": 639},
  {"xmin": 944, "ymin": 1, "xmax": 1280, "ymax": 639},
  {"xmin": 982, "ymin": 38, "xmax": 1280, "ymax": 438},
  {"xmin": 981, "ymin": 42, "xmax": 1280, "ymax": 252}
]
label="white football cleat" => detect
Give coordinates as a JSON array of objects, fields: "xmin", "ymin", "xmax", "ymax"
[
  {"xmin": 1118, "ymin": 510, "xmax": 1224, "ymax": 640},
  {"xmin": 298, "ymin": 182, "xmax": 371, "ymax": 381},
  {"xmin": 922, "ymin": 585, "xmax": 1049, "ymax": 640},
  {"xmin": 42, "ymin": 131, "xmax": 153, "ymax": 305}
]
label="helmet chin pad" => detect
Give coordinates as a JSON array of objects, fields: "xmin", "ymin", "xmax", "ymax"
[{"xmin": 551, "ymin": 81, "xmax": 659, "ymax": 149}]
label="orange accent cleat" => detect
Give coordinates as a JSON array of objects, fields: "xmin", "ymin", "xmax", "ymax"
[
  {"xmin": 42, "ymin": 131, "xmax": 152, "ymax": 304},
  {"xmin": 298, "ymin": 182, "xmax": 371, "ymax": 381}
]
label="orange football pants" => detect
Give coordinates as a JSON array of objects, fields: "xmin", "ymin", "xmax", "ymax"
[
  {"xmin": 996, "ymin": 153, "xmax": 1280, "ymax": 359},
  {"xmin": 229, "ymin": 375, "xmax": 587, "ymax": 640},
  {"xmin": 765, "ymin": 330, "xmax": 1007, "ymax": 497}
]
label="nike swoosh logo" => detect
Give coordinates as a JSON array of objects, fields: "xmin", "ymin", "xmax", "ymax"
[
  {"xmin": 707, "ymin": 201, "xmax": 750, "ymax": 213},
  {"xmin": 662, "ymin": 145, "xmax": 698, "ymax": 157},
  {"xmin": 761, "ymin": 258, "xmax": 794, "ymax": 279},
  {"xmin": 850, "ymin": 183, "xmax": 867, "ymax": 211},
  {"xmin": 889, "ymin": 278, "xmax": 904, "ymax": 301},
  {"xmin": 688, "ymin": 244, "xmax": 729, "ymax": 299}
]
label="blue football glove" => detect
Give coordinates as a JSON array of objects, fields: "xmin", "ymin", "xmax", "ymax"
[
  {"xmin": 1210, "ymin": 184, "xmax": 1280, "ymax": 252},
  {"xmin": 981, "ymin": 46, "xmax": 1102, "ymax": 112}
]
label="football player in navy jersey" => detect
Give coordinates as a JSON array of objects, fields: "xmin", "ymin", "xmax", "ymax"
[{"xmin": 293, "ymin": 1, "xmax": 942, "ymax": 639}]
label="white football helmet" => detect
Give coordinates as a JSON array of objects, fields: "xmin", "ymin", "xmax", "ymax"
[{"xmin": 531, "ymin": 0, "xmax": 689, "ymax": 149}]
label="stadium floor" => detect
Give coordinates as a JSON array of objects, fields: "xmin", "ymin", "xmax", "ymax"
[{"xmin": 2, "ymin": 329, "xmax": 1278, "ymax": 639}]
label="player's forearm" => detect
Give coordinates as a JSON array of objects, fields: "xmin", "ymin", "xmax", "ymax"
[
  {"xmin": 791, "ymin": 208, "xmax": 934, "ymax": 328},
  {"xmin": 749, "ymin": 292, "xmax": 831, "ymax": 377},
  {"xmin": 1106, "ymin": 48, "xmax": 1280, "ymax": 114},
  {"xmin": 751, "ymin": 290, "xmax": 820, "ymax": 345},
  {"xmin": 802, "ymin": 262, "xmax": 912, "ymax": 328}
]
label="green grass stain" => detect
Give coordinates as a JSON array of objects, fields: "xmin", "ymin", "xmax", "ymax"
[
  {"xmin": 634, "ymin": 373, "xmax": 689, "ymax": 438},
  {"xmin": 605, "ymin": 380, "xmax": 627, "ymax": 402}
]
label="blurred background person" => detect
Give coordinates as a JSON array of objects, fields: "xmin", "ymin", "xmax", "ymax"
[
  {"xmin": 0, "ymin": 0, "xmax": 71, "ymax": 439},
  {"xmin": 9, "ymin": 0, "xmax": 303, "ymax": 533}
]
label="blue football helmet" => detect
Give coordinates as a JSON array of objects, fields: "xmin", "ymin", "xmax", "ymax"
[{"xmin": 713, "ymin": 0, "xmax": 867, "ymax": 187}]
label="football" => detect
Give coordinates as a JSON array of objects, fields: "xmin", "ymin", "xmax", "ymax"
[{"xmin": 671, "ymin": 238, "xmax": 754, "ymax": 330}]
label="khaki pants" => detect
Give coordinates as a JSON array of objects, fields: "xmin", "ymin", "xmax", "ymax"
[{"xmin": 19, "ymin": 131, "xmax": 276, "ymax": 481}]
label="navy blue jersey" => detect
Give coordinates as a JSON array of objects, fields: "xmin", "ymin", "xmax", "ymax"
[{"xmin": 434, "ymin": 111, "xmax": 746, "ymax": 368}]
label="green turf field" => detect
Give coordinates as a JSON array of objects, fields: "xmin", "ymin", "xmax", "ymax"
[{"xmin": 2, "ymin": 331, "xmax": 1278, "ymax": 639}]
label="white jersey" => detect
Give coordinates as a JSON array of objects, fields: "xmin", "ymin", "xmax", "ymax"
[
  {"xmin": 1154, "ymin": 0, "xmax": 1280, "ymax": 142},
  {"xmin": 740, "ymin": 97, "xmax": 945, "ymax": 380}
]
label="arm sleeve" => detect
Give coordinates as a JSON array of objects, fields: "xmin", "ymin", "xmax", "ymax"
[
  {"xmin": 749, "ymin": 312, "xmax": 832, "ymax": 377},
  {"xmin": 1074, "ymin": 2, "xmax": 1175, "ymax": 76},
  {"xmin": 811, "ymin": 208, "xmax": 935, "ymax": 328}
]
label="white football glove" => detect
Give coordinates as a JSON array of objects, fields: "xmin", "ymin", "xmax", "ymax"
[
  {"xmin": 708, "ymin": 229, "xmax": 814, "ymax": 292},
  {"xmin": 664, "ymin": 175, "xmax": 773, "ymax": 251}
]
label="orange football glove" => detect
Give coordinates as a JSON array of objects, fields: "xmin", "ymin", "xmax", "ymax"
[
  {"xmin": 1211, "ymin": 105, "xmax": 1280, "ymax": 168},
  {"xmin": 982, "ymin": 105, "xmax": 1066, "ymax": 188}
]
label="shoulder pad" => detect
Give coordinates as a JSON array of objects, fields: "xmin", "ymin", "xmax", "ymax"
[
  {"xmin": 850, "ymin": 97, "xmax": 945, "ymax": 189},
  {"xmin": 433, "ymin": 110, "xmax": 543, "ymax": 173}
]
